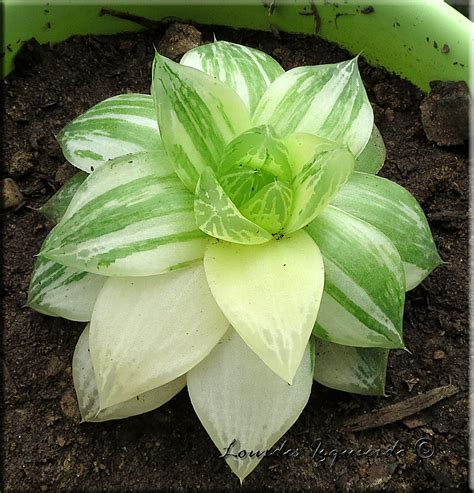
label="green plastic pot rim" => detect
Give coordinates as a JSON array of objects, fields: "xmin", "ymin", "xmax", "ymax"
[{"xmin": 3, "ymin": 1, "xmax": 471, "ymax": 92}]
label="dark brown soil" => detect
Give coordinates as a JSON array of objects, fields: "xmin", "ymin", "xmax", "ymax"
[{"xmin": 3, "ymin": 22, "xmax": 469, "ymax": 492}]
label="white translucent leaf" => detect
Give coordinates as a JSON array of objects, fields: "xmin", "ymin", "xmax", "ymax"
[
  {"xmin": 28, "ymin": 255, "xmax": 105, "ymax": 322},
  {"xmin": 41, "ymin": 152, "xmax": 209, "ymax": 276},
  {"xmin": 73, "ymin": 325, "xmax": 186, "ymax": 422},
  {"xmin": 307, "ymin": 206, "xmax": 405, "ymax": 348},
  {"xmin": 354, "ymin": 125, "xmax": 386, "ymax": 174},
  {"xmin": 152, "ymin": 53, "xmax": 251, "ymax": 191},
  {"xmin": 283, "ymin": 132, "xmax": 355, "ymax": 233},
  {"xmin": 254, "ymin": 58, "xmax": 373, "ymax": 157},
  {"xmin": 313, "ymin": 337, "xmax": 388, "ymax": 396},
  {"xmin": 331, "ymin": 172, "xmax": 442, "ymax": 290},
  {"xmin": 181, "ymin": 40, "xmax": 284, "ymax": 114},
  {"xmin": 188, "ymin": 329, "xmax": 314, "ymax": 481},
  {"xmin": 204, "ymin": 230, "xmax": 324, "ymax": 383},
  {"xmin": 89, "ymin": 263, "xmax": 230, "ymax": 409},
  {"xmin": 58, "ymin": 93, "xmax": 162, "ymax": 172}
]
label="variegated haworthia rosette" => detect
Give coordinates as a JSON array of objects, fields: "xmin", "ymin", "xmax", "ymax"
[{"xmin": 28, "ymin": 40, "xmax": 441, "ymax": 481}]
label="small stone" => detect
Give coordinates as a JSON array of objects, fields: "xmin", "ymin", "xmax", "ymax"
[
  {"xmin": 402, "ymin": 416, "xmax": 425, "ymax": 429},
  {"xmin": 7, "ymin": 150, "xmax": 35, "ymax": 178},
  {"xmin": 157, "ymin": 23, "xmax": 202, "ymax": 61},
  {"xmin": 56, "ymin": 435, "xmax": 66, "ymax": 447},
  {"xmin": 385, "ymin": 108, "xmax": 395, "ymax": 122},
  {"xmin": 60, "ymin": 388, "xmax": 80, "ymax": 421},
  {"xmin": 433, "ymin": 350, "xmax": 446, "ymax": 360},
  {"xmin": 1, "ymin": 178, "xmax": 23, "ymax": 209},
  {"xmin": 420, "ymin": 80, "xmax": 469, "ymax": 146},
  {"xmin": 54, "ymin": 161, "xmax": 76, "ymax": 186},
  {"xmin": 45, "ymin": 355, "xmax": 66, "ymax": 378}
]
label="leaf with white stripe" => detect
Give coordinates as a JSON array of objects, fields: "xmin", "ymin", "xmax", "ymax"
[
  {"xmin": 40, "ymin": 152, "xmax": 209, "ymax": 276},
  {"xmin": 188, "ymin": 329, "xmax": 313, "ymax": 482},
  {"xmin": 331, "ymin": 172, "xmax": 442, "ymax": 290},
  {"xmin": 28, "ymin": 255, "xmax": 105, "ymax": 322},
  {"xmin": 194, "ymin": 169, "xmax": 273, "ymax": 245},
  {"xmin": 204, "ymin": 230, "xmax": 324, "ymax": 383},
  {"xmin": 57, "ymin": 93, "xmax": 162, "ymax": 172},
  {"xmin": 181, "ymin": 40, "xmax": 284, "ymax": 114},
  {"xmin": 313, "ymin": 337, "xmax": 388, "ymax": 396},
  {"xmin": 152, "ymin": 53, "xmax": 251, "ymax": 191},
  {"xmin": 254, "ymin": 58, "xmax": 373, "ymax": 157},
  {"xmin": 283, "ymin": 133, "xmax": 355, "ymax": 233},
  {"xmin": 73, "ymin": 325, "xmax": 186, "ymax": 422},
  {"xmin": 306, "ymin": 206, "xmax": 405, "ymax": 348},
  {"xmin": 89, "ymin": 264, "xmax": 230, "ymax": 409},
  {"xmin": 39, "ymin": 171, "xmax": 87, "ymax": 223},
  {"xmin": 354, "ymin": 125, "xmax": 386, "ymax": 174}
]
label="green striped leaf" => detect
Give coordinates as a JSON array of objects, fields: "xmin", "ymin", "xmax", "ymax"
[
  {"xmin": 28, "ymin": 255, "xmax": 105, "ymax": 322},
  {"xmin": 188, "ymin": 330, "xmax": 313, "ymax": 482},
  {"xmin": 57, "ymin": 94, "xmax": 162, "ymax": 173},
  {"xmin": 218, "ymin": 125, "xmax": 292, "ymax": 183},
  {"xmin": 73, "ymin": 325, "xmax": 186, "ymax": 422},
  {"xmin": 283, "ymin": 133, "xmax": 355, "ymax": 233},
  {"xmin": 194, "ymin": 168, "xmax": 273, "ymax": 245},
  {"xmin": 306, "ymin": 206, "xmax": 405, "ymax": 349},
  {"xmin": 89, "ymin": 264, "xmax": 230, "ymax": 409},
  {"xmin": 354, "ymin": 125, "xmax": 386, "ymax": 174},
  {"xmin": 331, "ymin": 172, "xmax": 442, "ymax": 290},
  {"xmin": 313, "ymin": 337, "xmax": 388, "ymax": 396},
  {"xmin": 254, "ymin": 58, "xmax": 373, "ymax": 157},
  {"xmin": 152, "ymin": 53, "xmax": 251, "ymax": 191},
  {"xmin": 204, "ymin": 230, "xmax": 324, "ymax": 383},
  {"xmin": 41, "ymin": 152, "xmax": 209, "ymax": 276},
  {"xmin": 181, "ymin": 40, "xmax": 284, "ymax": 115},
  {"xmin": 240, "ymin": 180, "xmax": 293, "ymax": 234},
  {"xmin": 39, "ymin": 171, "xmax": 87, "ymax": 223}
]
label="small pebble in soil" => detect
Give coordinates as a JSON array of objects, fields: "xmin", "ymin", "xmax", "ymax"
[
  {"xmin": 7, "ymin": 150, "xmax": 35, "ymax": 178},
  {"xmin": 1, "ymin": 178, "xmax": 23, "ymax": 209},
  {"xmin": 157, "ymin": 23, "xmax": 203, "ymax": 61},
  {"xmin": 60, "ymin": 389, "xmax": 81, "ymax": 421},
  {"xmin": 433, "ymin": 350, "xmax": 446, "ymax": 360},
  {"xmin": 420, "ymin": 80, "xmax": 469, "ymax": 146}
]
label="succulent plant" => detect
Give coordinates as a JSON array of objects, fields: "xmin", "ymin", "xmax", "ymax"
[{"xmin": 28, "ymin": 41, "xmax": 441, "ymax": 480}]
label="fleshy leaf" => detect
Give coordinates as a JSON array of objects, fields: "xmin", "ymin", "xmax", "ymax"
[
  {"xmin": 40, "ymin": 152, "xmax": 209, "ymax": 276},
  {"xmin": 354, "ymin": 125, "xmax": 386, "ymax": 174},
  {"xmin": 283, "ymin": 133, "xmax": 355, "ymax": 233},
  {"xmin": 313, "ymin": 337, "xmax": 388, "ymax": 396},
  {"xmin": 306, "ymin": 205, "xmax": 405, "ymax": 348},
  {"xmin": 239, "ymin": 180, "xmax": 293, "ymax": 234},
  {"xmin": 73, "ymin": 325, "xmax": 186, "ymax": 422},
  {"xmin": 152, "ymin": 53, "xmax": 251, "ymax": 191},
  {"xmin": 89, "ymin": 264, "xmax": 230, "ymax": 409},
  {"xmin": 188, "ymin": 329, "xmax": 313, "ymax": 482},
  {"xmin": 218, "ymin": 125, "xmax": 292, "ymax": 182},
  {"xmin": 254, "ymin": 58, "xmax": 373, "ymax": 157},
  {"xmin": 57, "ymin": 93, "xmax": 162, "ymax": 172},
  {"xmin": 194, "ymin": 168, "xmax": 273, "ymax": 244},
  {"xmin": 203, "ymin": 230, "xmax": 324, "ymax": 383},
  {"xmin": 39, "ymin": 171, "xmax": 87, "ymax": 223},
  {"xmin": 331, "ymin": 172, "xmax": 442, "ymax": 290},
  {"xmin": 181, "ymin": 40, "xmax": 284, "ymax": 115},
  {"xmin": 28, "ymin": 255, "xmax": 105, "ymax": 322}
]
